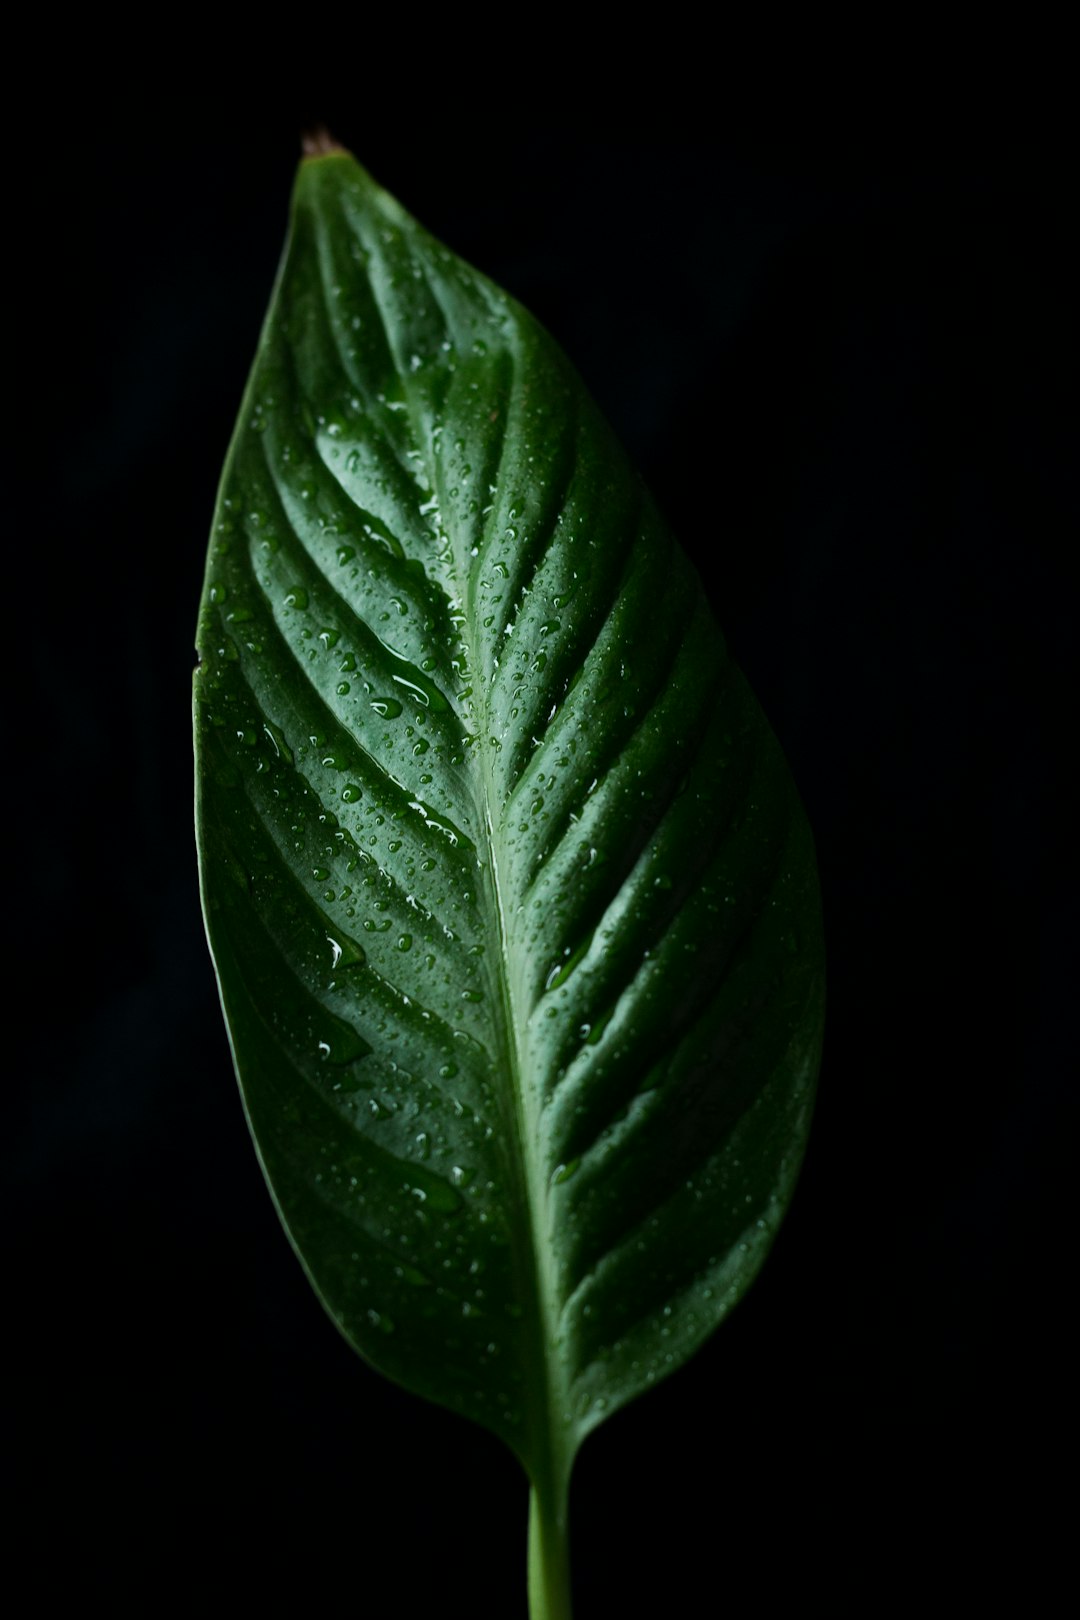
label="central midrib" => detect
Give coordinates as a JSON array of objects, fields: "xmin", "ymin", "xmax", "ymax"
[
  {"xmin": 479, "ymin": 797, "xmax": 567, "ymax": 1480},
  {"xmin": 446, "ymin": 505, "xmax": 569, "ymax": 1503},
  {"xmin": 389, "ymin": 269, "xmax": 570, "ymax": 1499}
]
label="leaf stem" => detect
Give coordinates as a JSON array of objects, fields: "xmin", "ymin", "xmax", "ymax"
[{"xmin": 528, "ymin": 1484, "xmax": 573, "ymax": 1620}]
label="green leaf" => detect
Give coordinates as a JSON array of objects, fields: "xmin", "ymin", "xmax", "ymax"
[{"xmin": 194, "ymin": 148, "xmax": 824, "ymax": 1616}]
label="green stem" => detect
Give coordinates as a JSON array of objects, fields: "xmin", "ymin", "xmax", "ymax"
[{"xmin": 528, "ymin": 1484, "xmax": 573, "ymax": 1620}]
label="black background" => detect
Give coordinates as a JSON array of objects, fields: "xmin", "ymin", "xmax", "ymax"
[{"xmin": 10, "ymin": 100, "xmax": 1074, "ymax": 1610}]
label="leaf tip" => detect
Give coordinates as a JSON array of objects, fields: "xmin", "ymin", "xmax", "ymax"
[{"xmin": 301, "ymin": 125, "xmax": 347, "ymax": 160}]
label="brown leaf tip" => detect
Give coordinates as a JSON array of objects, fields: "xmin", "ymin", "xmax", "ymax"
[{"xmin": 301, "ymin": 126, "xmax": 346, "ymax": 158}]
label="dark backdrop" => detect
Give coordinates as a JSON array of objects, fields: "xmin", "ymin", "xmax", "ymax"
[{"xmin": 10, "ymin": 106, "xmax": 1073, "ymax": 1609}]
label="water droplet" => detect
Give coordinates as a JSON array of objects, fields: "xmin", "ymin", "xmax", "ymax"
[
  {"xmin": 318, "ymin": 1019, "xmax": 368, "ymax": 1064},
  {"xmin": 326, "ymin": 935, "xmax": 364, "ymax": 969},
  {"xmin": 586, "ymin": 1009, "xmax": 613, "ymax": 1046},
  {"xmin": 262, "ymin": 720, "xmax": 292, "ymax": 763},
  {"xmin": 545, "ymin": 936, "xmax": 592, "ymax": 992},
  {"xmin": 371, "ymin": 697, "xmax": 402, "ymax": 718},
  {"xmin": 423, "ymin": 1178, "xmax": 465, "ymax": 1216},
  {"xmin": 552, "ymin": 1159, "xmax": 581, "ymax": 1185},
  {"xmin": 284, "ymin": 586, "xmax": 308, "ymax": 610}
]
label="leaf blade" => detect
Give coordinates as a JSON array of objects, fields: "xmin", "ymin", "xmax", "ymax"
[{"xmin": 194, "ymin": 150, "xmax": 824, "ymax": 1495}]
